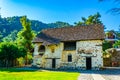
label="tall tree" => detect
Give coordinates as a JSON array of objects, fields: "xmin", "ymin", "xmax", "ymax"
[
  {"xmin": 17, "ymin": 16, "xmax": 35, "ymax": 65},
  {"xmin": 74, "ymin": 12, "xmax": 103, "ymax": 26}
]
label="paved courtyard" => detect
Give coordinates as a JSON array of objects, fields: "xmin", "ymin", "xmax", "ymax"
[{"xmin": 78, "ymin": 68, "xmax": 120, "ymax": 80}]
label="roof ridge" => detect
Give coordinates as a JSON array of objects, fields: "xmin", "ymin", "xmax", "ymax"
[{"xmin": 42, "ymin": 24, "xmax": 103, "ymax": 32}]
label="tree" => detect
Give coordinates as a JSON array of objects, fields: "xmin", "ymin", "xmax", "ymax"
[
  {"xmin": 74, "ymin": 12, "xmax": 103, "ymax": 26},
  {"xmin": 113, "ymin": 40, "xmax": 120, "ymax": 48},
  {"xmin": 0, "ymin": 42, "xmax": 26, "ymax": 67},
  {"xmin": 103, "ymin": 40, "xmax": 113, "ymax": 51},
  {"xmin": 48, "ymin": 21, "xmax": 72, "ymax": 28},
  {"xmin": 0, "ymin": 32, "xmax": 3, "ymax": 42},
  {"xmin": 99, "ymin": 0, "xmax": 120, "ymax": 14},
  {"xmin": 16, "ymin": 16, "xmax": 35, "ymax": 65}
]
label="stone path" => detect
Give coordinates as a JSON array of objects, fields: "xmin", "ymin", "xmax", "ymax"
[
  {"xmin": 78, "ymin": 73, "xmax": 93, "ymax": 80},
  {"xmin": 92, "ymin": 74, "xmax": 105, "ymax": 80},
  {"xmin": 78, "ymin": 69, "xmax": 120, "ymax": 80},
  {"xmin": 78, "ymin": 72, "xmax": 106, "ymax": 80},
  {"xmin": 78, "ymin": 73, "xmax": 106, "ymax": 80}
]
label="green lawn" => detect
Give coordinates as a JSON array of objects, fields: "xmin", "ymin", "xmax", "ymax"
[{"xmin": 0, "ymin": 68, "xmax": 79, "ymax": 80}]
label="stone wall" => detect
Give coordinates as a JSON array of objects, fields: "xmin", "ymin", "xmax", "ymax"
[
  {"xmin": 33, "ymin": 40, "xmax": 103, "ymax": 70},
  {"xmin": 76, "ymin": 40, "xmax": 103, "ymax": 70},
  {"xmin": 60, "ymin": 50, "xmax": 76, "ymax": 69},
  {"xmin": 103, "ymin": 48, "xmax": 120, "ymax": 67},
  {"xmin": 33, "ymin": 43, "xmax": 63, "ymax": 68}
]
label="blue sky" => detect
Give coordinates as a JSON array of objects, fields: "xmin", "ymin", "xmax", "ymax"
[{"xmin": 0, "ymin": 0, "xmax": 120, "ymax": 31}]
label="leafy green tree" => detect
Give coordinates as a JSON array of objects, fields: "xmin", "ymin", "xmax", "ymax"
[
  {"xmin": 0, "ymin": 42, "xmax": 26, "ymax": 67},
  {"xmin": 16, "ymin": 16, "xmax": 35, "ymax": 65},
  {"xmin": 113, "ymin": 40, "xmax": 120, "ymax": 48},
  {"xmin": 75, "ymin": 12, "xmax": 103, "ymax": 26},
  {"xmin": 48, "ymin": 21, "xmax": 72, "ymax": 28},
  {"xmin": 103, "ymin": 41, "xmax": 113, "ymax": 51},
  {"xmin": 0, "ymin": 32, "xmax": 3, "ymax": 42}
]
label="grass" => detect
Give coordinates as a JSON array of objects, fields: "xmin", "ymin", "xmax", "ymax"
[{"xmin": 0, "ymin": 68, "xmax": 79, "ymax": 80}]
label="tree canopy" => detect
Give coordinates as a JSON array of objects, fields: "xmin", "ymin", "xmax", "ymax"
[
  {"xmin": 16, "ymin": 16, "xmax": 35, "ymax": 64},
  {"xmin": 103, "ymin": 41, "xmax": 113, "ymax": 51},
  {"xmin": 17, "ymin": 16, "xmax": 35, "ymax": 52},
  {"xmin": 0, "ymin": 42, "xmax": 26, "ymax": 67},
  {"xmin": 74, "ymin": 12, "xmax": 103, "ymax": 26}
]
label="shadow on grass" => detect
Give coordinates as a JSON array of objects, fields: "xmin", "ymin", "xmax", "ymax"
[
  {"xmin": 0, "ymin": 67, "xmax": 80, "ymax": 73},
  {"xmin": 2, "ymin": 66, "xmax": 120, "ymax": 75},
  {"xmin": 75, "ymin": 69, "xmax": 120, "ymax": 75},
  {"xmin": 43, "ymin": 68, "xmax": 80, "ymax": 73},
  {"xmin": 0, "ymin": 67, "xmax": 38, "ymax": 72}
]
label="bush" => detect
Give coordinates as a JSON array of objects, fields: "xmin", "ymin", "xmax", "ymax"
[{"xmin": 0, "ymin": 42, "xmax": 27, "ymax": 67}]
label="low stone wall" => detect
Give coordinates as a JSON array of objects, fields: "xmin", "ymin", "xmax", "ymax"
[
  {"xmin": 103, "ymin": 48, "xmax": 120, "ymax": 67},
  {"xmin": 103, "ymin": 58, "xmax": 111, "ymax": 67}
]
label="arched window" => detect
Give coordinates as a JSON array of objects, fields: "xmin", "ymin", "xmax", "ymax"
[
  {"xmin": 38, "ymin": 45, "xmax": 45, "ymax": 52},
  {"xmin": 68, "ymin": 54, "xmax": 72, "ymax": 62}
]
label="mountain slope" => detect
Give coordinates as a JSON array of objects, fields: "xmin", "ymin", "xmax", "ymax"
[{"xmin": 0, "ymin": 16, "xmax": 72, "ymax": 38}]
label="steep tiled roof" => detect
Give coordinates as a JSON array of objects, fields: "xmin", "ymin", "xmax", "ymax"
[{"xmin": 32, "ymin": 24, "xmax": 105, "ymax": 45}]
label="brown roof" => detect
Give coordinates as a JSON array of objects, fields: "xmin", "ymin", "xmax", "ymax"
[{"xmin": 32, "ymin": 24, "xmax": 105, "ymax": 45}]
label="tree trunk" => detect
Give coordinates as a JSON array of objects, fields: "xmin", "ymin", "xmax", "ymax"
[
  {"xmin": 25, "ymin": 55, "xmax": 28, "ymax": 65},
  {"xmin": 5, "ymin": 59, "xmax": 8, "ymax": 68}
]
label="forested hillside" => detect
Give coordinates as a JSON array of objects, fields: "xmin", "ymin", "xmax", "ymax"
[{"xmin": 0, "ymin": 16, "xmax": 71, "ymax": 39}]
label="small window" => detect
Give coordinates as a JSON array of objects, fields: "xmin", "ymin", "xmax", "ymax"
[
  {"xmin": 51, "ymin": 48, "xmax": 55, "ymax": 53},
  {"xmin": 68, "ymin": 55, "xmax": 72, "ymax": 62},
  {"xmin": 38, "ymin": 45, "xmax": 45, "ymax": 52},
  {"xmin": 64, "ymin": 42, "xmax": 76, "ymax": 50}
]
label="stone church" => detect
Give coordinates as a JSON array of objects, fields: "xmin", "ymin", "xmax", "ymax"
[{"xmin": 32, "ymin": 24, "xmax": 105, "ymax": 70}]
